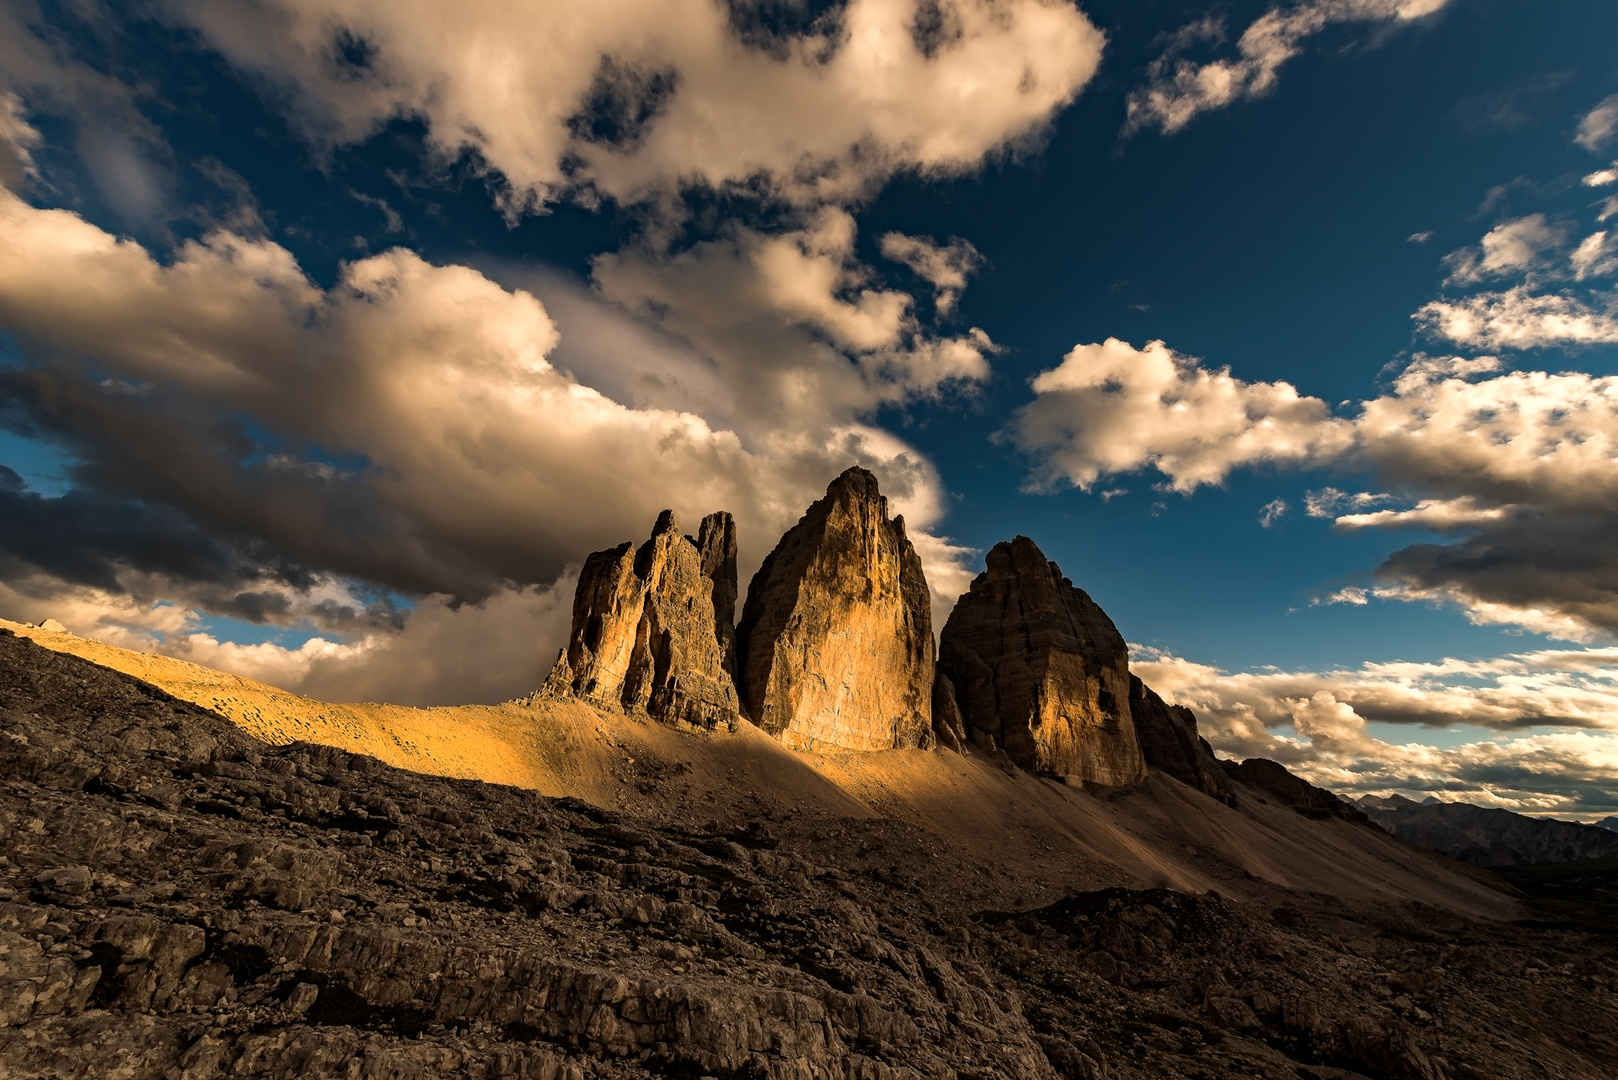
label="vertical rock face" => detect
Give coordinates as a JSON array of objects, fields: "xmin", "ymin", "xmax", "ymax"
[
  {"xmin": 735, "ymin": 467, "xmax": 934, "ymax": 752},
  {"xmin": 1129, "ymin": 675, "xmax": 1237, "ymax": 807},
  {"xmin": 545, "ymin": 510, "xmax": 739, "ymax": 730},
  {"xmin": 937, "ymin": 536, "xmax": 1146, "ymax": 786}
]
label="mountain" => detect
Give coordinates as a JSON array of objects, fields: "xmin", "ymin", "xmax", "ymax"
[
  {"xmin": 5, "ymin": 624, "xmax": 1615, "ymax": 1080},
  {"xmin": 1358, "ymin": 793, "xmax": 1618, "ymax": 867}
]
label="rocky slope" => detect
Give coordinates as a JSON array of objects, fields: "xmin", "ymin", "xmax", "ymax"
[
  {"xmin": 1359, "ymin": 794, "xmax": 1618, "ymax": 867},
  {"xmin": 5, "ymin": 627, "xmax": 1618, "ymax": 1079},
  {"xmin": 735, "ymin": 468, "xmax": 934, "ymax": 753},
  {"xmin": 543, "ymin": 510, "xmax": 740, "ymax": 731},
  {"xmin": 1224, "ymin": 759, "xmax": 1370, "ymax": 824},
  {"xmin": 937, "ymin": 536, "xmax": 1145, "ymax": 787}
]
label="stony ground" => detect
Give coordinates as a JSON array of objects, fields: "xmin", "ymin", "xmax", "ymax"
[{"xmin": 3, "ymin": 626, "xmax": 1616, "ymax": 1079}]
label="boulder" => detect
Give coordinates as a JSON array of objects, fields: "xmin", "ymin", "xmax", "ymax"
[
  {"xmin": 543, "ymin": 510, "xmax": 740, "ymax": 730},
  {"xmin": 1129, "ymin": 675, "xmax": 1236, "ymax": 806},
  {"xmin": 735, "ymin": 467, "xmax": 934, "ymax": 751},
  {"xmin": 937, "ymin": 536, "xmax": 1145, "ymax": 786}
]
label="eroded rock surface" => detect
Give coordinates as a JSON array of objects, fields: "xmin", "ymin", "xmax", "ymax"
[
  {"xmin": 1223, "ymin": 758, "xmax": 1371, "ymax": 824},
  {"xmin": 1130, "ymin": 676, "xmax": 1237, "ymax": 807},
  {"xmin": 736, "ymin": 468, "xmax": 934, "ymax": 752},
  {"xmin": 544, "ymin": 510, "xmax": 739, "ymax": 731},
  {"xmin": 937, "ymin": 536, "xmax": 1146, "ymax": 786}
]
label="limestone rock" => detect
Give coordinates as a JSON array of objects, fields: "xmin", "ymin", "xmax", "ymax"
[
  {"xmin": 931, "ymin": 671, "xmax": 967, "ymax": 753},
  {"xmin": 937, "ymin": 536, "xmax": 1145, "ymax": 786},
  {"xmin": 546, "ymin": 510, "xmax": 739, "ymax": 730},
  {"xmin": 1129, "ymin": 675, "xmax": 1237, "ymax": 806},
  {"xmin": 735, "ymin": 467, "xmax": 934, "ymax": 751}
]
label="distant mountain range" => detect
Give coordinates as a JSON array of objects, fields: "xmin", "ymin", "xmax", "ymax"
[{"xmin": 1357, "ymin": 793, "xmax": 1618, "ymax": 867}]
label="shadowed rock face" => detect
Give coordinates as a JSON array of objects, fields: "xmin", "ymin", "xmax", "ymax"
[
  {"xmin": 1130, "ymin": 676, "xmax": 1237, "ymax": 807},
  {"xmin": 736, "ymin": 467, "xmax": 934, "ymax": 752},
  {"xmin": 1223, "ymin": 759, "xmax": 1370, "ymax": 824},
  {"xmin": 545, "ymin": 510, "xmax": 739, "ymax": 730},
  {"xmin": 938, "ymin": 536, "xmax": 1145, "ymax": 786},
  {"xmin": 1358, "ymin": 794, "xmax": 1618, "ymax": 867}
]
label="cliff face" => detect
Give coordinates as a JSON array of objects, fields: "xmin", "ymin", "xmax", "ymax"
[
  {"xmin": 937, "ymin": 536, "xmax": 1145, "ymax": 786},
  {"xmin": 1222, "ymin": 759, "xmax": 1369, "ymax": 824},
  {"xmin": 1129, "ymin": 676, "xmax": 1237, "ymax": 806},
  {"xmin": 545, "ymin": 510, "xmax": 740, "ymax": 730},
  {"xmin": 735, "ymin": 467, "xmax": 934, "ymax": 752}
]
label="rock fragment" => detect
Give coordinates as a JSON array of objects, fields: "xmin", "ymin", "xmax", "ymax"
[
  {"xmin": 937, "ymin": 535, "xmax": 1145, "ymax": 786},
  {"xmin": 736, "ymin": 467, "xmax": 934, "ymax": 751}
]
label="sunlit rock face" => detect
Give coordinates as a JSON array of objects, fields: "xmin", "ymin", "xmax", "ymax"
[
  {"xmin": 938, "ymin": 536, "xmax": 1146, "ymax": 786},
  {"xmin": 545, "ymin": 510, "xmax": 740, "ymax": 730},
  {"xmin": 736, "ymin": 467, "xmax": 935, "ymax": 752},
  {"xmin": 1129, "ymin": 675, "xmax": 1236, "ymax": 806}
]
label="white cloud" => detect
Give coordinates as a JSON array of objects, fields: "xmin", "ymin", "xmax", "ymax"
[
  {"xmin": 0, "ymin": 92, "xmax": 40, "ymax": 189},
  {"xmin": 1258, "ymin": 498, "xmax": 1287, "ymax": 527},
  {"xmin": 1575, "ymin": 93, "xmax": 1618, "ymax": 153},
  {"xmin": 1585, "ymin": 167, "xmax": 1618, "ymax": 188},
  {"xmin": 1126, "ymin": 0, "xmax": 1452, "ymax": 135},
  {"xmin": 1441, "ymin": 213, "xmax": 1564, "ymax": 285},
  {"xmin": 1010, "ymin": 337, "xmax": 1355, "ymax": 492},
  {"xmin": 163, "ymin": 0, "xmax": 1104, "ymax": 213},
  {"xmin": 0, "ymin": 189, "xmax": 974, "ymax": 632},
  {"xmin": 1014, "ymin": 344, "xmax": 1618, "ymax": 640},
  {"xmin": 1407, "ymin": 230, "xmax": 1432, "ymax": 243},
  {"xmin": 1415, "ymin": 285, "xmax": 1618, "ymax": 349},
  {"xmin": 1135, "ymin": 644, "xmax": 1618, "ymax": 814},
  {"xmin": 878, "ymin": 232, "xmax": 983, "ymax": 316}
]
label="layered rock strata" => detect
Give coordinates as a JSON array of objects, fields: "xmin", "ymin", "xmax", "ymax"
[
  {"xmin": 937, "ymin": 536, "xmax": 1146, "ymax": 786},
  {"xmin": 735, "ymin": 467, "xmax": 935, "ymax": 752},
  {"xmin": 544, "ymin": 510, "xmax": 739, "ymax": 731},
  {"xmin": 1129, "ymin": 675, "xmax": 1237, "ymax": 806}
]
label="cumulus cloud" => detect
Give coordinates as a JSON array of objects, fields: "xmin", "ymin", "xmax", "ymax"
[
  {"xmin": 1135, "ymin": 645, "xmax": 1618, "ymax": 815},
  {"xmin": 0, "ymin": 189, "xmax": 984, "ymax": 672},
  {"xmin": 162, "ymin": 0, "xmax": 1104, "ymax": 213},
  {"xmin": 1126, "ymin": 0, "xmax": 1450, "ymax": 135},
  {"xmin": 1010, "ymin": 337, "xmax": 1355, "ymax": 492},
  {"xmin": 1576, "ymin": 93, "xmax": 1618, "ymax": 153},
  {"xmin": 1014, "ymin": 344, "xmax": 1618, "ymax": 640}
]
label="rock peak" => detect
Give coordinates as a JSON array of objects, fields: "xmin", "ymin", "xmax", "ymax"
[
  {"xmin": 736, "ymin": 467, "xmax": 934, "ymax": 752},
  {"xmin": 939, "ymin": 535, "xmax": 1146, "ymax": 786},
  {"xmin": 543, "ymin": 510, "xmax": 739, "ymax": 731}
]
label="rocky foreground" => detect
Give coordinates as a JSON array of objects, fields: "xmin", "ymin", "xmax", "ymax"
[{"xmin": 4, "ymin": 628, "xmax": 1618, "ymax": 1079}]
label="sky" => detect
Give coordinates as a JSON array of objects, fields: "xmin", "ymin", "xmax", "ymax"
[{"xmin": 2, "ymin": 0, "xmax": 1617, "ymax": 816}]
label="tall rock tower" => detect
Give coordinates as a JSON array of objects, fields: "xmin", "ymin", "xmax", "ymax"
[
  {"xmin": 736, "ymin": 467, "xmax": 935, "ymax": 752},
  {"xmin": 937, "ymin": 535, "xmax": 1146, "ymax": 786},
  {"xmin": 542, "ymin": 510, "xmax": 740, "ymax": 730}
]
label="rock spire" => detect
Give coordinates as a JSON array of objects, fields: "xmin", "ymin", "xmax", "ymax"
[
  {"xmin": 735, "ymin": 467, "xmax": 935, "ymax": 752},
  {"xmin": 543, "ymin": 510, "xmax": 739, "ymax": 730},
  {"xmin": 937, "ymin": 535, "xmax": 1146, "ymax": 786}
]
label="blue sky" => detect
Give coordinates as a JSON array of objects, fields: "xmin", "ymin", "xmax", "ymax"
[{"xmin": 2, "ymin": 0, "xmax": 1618, "ymax": 813}]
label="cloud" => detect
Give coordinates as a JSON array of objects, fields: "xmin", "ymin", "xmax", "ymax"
[
  {"xmin": 1258, "ymin": 498, "xmax": 1287, "ymax": 527},
  {"xmin": 162, "ymin": 0, "xmax": 1104, "ymax": 213},
  {"xmin": 0, "ymin": 92, "xmax": 40, "ymax": 189},
  {"xmin": 1441, "ymin": 213, "xmax": 1564, "ymax": 285},
  {"xmin": 1126, "ymin": 0, "xmax": 1451, "ymax": 136},
  {"xmin": 1415, "ymin": 285, "xmax": 1618, "ymax": 349},
  {"xmin": 1571, "ymin": 231, "xmax": 1618, "ymax": 281},
  {"xmin": 1009, "ymin": 337, "xmax": 1355, "ymax": 492},
  {"xmin": 878, "ymin": 232, "xmax": 983, "ymax": 316},
  {"xmin": 1575, "ymin": 93, "xmax": 1618, "ymax": 153},
  {"xmin": 1014, "ymin": 344, "xmax": 1618, "ymax": 640},
  {"xmin": 0, "ymin": 570, "xmax": 575, "ymax": 707},
  {"xmin": 1134, "ymin": 645, "xmax": 1618, "ymax": 815},
  {"xmin": 0, "ymin": 188, "xmax": 978, "ymax": 626}
]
